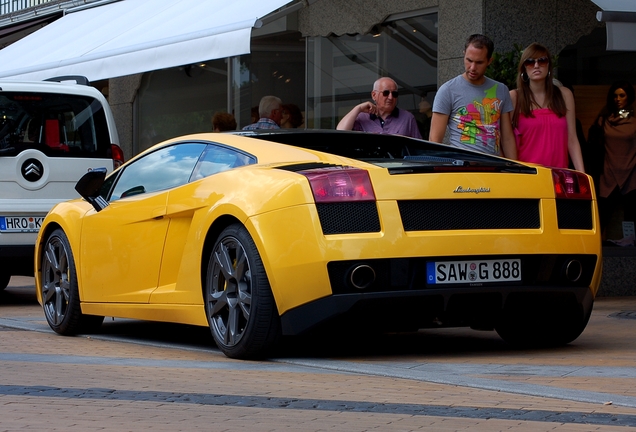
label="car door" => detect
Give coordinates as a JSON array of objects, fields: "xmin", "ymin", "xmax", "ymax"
[
  {"xmin": 149, "ymin": 143, "xmax": 256, "ymax": 304},
  {"xmin": 80, "ymin": 142, "xmax": 207, "ymax": 303}
]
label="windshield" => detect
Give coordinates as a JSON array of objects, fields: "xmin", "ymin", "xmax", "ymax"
[{"xmin": 0, "ymin": 91, "xmax": 111, "ymax": 158}]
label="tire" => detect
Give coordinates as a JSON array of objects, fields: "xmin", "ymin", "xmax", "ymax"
[
  {"xmin": 41, "ymin": 229, "xmax": 104, "ymax": 335},
  {"xmin": 495, "ymin": 301, "xmax": 592, "ymax": 347},
  {"xmin": 0, "ymin": 270, "xmax": 10, "ymax": 291},
  {"xmin": 205, "ymin": 224, "xmax": 281, "ymax": 359}
]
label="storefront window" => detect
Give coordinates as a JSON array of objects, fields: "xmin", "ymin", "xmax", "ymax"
[
  {"xmin": 307, "ymin": 11, "xmax": 438, "ymax": 136},
  {"xmin": 135, "ymin": 12, "xmax": 439, "ymax": 150},
  {"xmin": 136, "ymin": 58, "xmax": 228, "ymax": 152},
  {"xmin": 135, "ymin": 29, "xmax": 305, "ymax": 154},
  {"xmin": 230, "ymin": 32, "xmax": 306, "ymax": 129}
]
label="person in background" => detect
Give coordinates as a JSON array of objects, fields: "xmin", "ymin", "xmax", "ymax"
[
  {"xmin": 414, "ymin": 97, "xmax": 433, "ymax": 141},
  {"xmin": 509, "ymin": 43, "xmax": 584, "ymax": 172},
  {"xmin": 242, "ymin": 96, "xmax": 283, "ymax": 130},
  {"xmin": 212, "ymin": 112, "xmax": 237, "ymax": 132},
  {"xmin": 281, "ymin": 103, "xmax": 304, "ymax": 128},
  {"xmin": 336, "ymin": 77, "xmax": 422, "ymax": 139},
  {"xmin": 250, "ymin": 106, "xmax": 259, "ymax": 124},
  {"xmin": 429, "ymin": 34, "xmax": 517, "ymax": 159},
  {"xmin": 591, "ymin": 81, "xmax": 636, "ymax": 246}
]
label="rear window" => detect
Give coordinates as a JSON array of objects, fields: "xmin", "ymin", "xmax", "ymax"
[
  {"xmin": 0, "ymin": 91, "xmax": 111, "ymax": 158},
  {"xmin": 249, "ymin": 130, "xmax": 537, "ymax": 173}
]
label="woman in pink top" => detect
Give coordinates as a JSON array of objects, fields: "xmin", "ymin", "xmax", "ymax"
[{"xmin": 509, "ymin": 43, "xmax": 585, "ymax": 172}]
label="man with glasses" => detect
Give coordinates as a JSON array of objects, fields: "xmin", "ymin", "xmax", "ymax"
[
  {"xmin": 243, "ymin": 95, "xmax": 283, "ymax": 130},
  {"xmin": 337, "ymin": 77, "xmax": 422, "ymax": 139},
  {"xmin": 429, "ymin": 34, "xmax": 517, "ymax": 159}
]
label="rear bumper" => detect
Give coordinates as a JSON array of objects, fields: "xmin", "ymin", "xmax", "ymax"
[
  {"xmin": 280, "ymin": 283, "xmax": 595, "ymax": 336},
  {"xmin": 251, "ymin": 196, "xmax": 602, "ymax": 317}
]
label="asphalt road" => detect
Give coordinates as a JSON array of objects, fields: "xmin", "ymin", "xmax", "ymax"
[{"xmin": 2, "ymin": 276, "xmax": 636, "ymax": 431}]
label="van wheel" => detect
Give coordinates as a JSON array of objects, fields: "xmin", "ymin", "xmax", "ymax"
[{"xmin": 496, "ymin": 304, "xmax": 592, "ymax": 347}]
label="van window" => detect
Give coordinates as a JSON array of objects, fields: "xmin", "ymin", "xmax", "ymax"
[{"xmin": 0, "ymin": 92, "xmax": 111, "ymax": 158}]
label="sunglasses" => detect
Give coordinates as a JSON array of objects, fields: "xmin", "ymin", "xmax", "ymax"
[
  {"xmin": 524, "ymin": 57, "xmax": 549, "ymax": 67},
  {"xmin": 379, "ymin": 90, "xmax": 399, "ymax": 98}
]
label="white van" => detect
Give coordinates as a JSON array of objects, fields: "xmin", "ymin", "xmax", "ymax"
[{"xmin": 0, "ymin": 77, "xmax": 122, "ymax": 289}]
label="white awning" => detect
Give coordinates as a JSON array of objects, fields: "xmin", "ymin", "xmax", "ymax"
[
  {"xmin": 0, "ymin": 0, "xmax": 292, "ymax": 81},
  {"xmin": 592, "ymin": 0, "xmax": 636, "ymax": 51},
  {"xmin": 592, "ymin": 0, "xmax": 636, "ymax": 12}
]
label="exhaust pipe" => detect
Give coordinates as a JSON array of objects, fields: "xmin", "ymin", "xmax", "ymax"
[
  {"xmin": 349, "ymin": 264, "xmax": 376, "ymax": 290},
  {"xmin": 564, "ymin": 259, "xmax": 583, "ymax": 282}
]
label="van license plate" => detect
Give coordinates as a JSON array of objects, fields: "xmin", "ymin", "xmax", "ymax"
[{"xmin": 0, "ymin": 216, "xmax": 44, "ymax": 233}]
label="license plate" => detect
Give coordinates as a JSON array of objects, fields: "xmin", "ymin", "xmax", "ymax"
[
  {"xmin": 426, "ymin": 259, "xmax": 521, "ymax": 285},
  {"xmin": 0, "ymin": 216, "xmax": 44, "ymax": 233}
]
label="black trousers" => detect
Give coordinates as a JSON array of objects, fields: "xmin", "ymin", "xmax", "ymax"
[{"xmin": 599, "ymin": 187, "xmax": 636, "ymax": 234}]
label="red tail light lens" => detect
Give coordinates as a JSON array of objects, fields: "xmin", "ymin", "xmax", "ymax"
[
  {"xmin": 110, "ymin": 144, "xmax": 125, "ymax": 168},
  {"xmin": 300, "ymin": 167, "xmax": 376, "ymax": 203},
  {"xmin": 552, "ymin": 169, "xmax": 592, "ymax": 200}
]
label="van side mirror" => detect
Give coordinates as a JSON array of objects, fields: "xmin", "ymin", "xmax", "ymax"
[{"xmin": 75, "ymin": 167, "xmax": 109, "ymax": 212}]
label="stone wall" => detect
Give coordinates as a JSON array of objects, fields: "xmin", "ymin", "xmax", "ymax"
[
  {"xmin": 108, "ymin": 74, "xmax": 142, "ymax": 162},
  {"xmin": 599, "ymin": 250, "xmax": 636, "ymax": 297}
]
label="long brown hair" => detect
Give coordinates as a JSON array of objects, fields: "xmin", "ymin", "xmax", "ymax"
[{"xmin": 513, "ymin": 43, "xmax": 566, "ymax": 127}]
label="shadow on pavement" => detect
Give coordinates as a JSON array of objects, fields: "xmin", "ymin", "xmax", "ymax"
[
  {"xmin": 98, "ymin": 319, "xmax": 216, "ymax": 351},
  {"xmin": 0, "ymin": 285, "xmax": 38, "ymax": 306},
  {"xmin": 2, "ymin": 278, "xmax": 591, "ymax": 360},
  {"xmin": 98, "ymin": 319, "xmax": 537, "ymax": 360},
  {"xmin": 277, "ymin": 328, "xmax": 522, "ymax": 360},
  {"xmin": 95, "ymin": 319, "xmax": 526, "ymax": 360}
]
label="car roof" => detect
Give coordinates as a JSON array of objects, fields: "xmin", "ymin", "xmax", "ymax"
[
  {"xmin": 136, "ymin": 132, "xmax": 339, "ymax": 167},
  {"xmin": 139, "ymin": 130, "xmax": 523, "ymax": 168}
]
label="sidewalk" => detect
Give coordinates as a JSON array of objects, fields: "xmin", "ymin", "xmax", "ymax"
[{"xmin": 2, "ymin": 277, "xmax": 636, "ymax": 431}]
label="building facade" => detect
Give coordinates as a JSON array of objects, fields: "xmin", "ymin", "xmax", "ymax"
[
  {"xmin": 105, "ymin": 0, "xmax": 621, "ymax": 158},
  {"xmin": 0, "ymin": 0, "xmax": 622, "ymax": 158}
]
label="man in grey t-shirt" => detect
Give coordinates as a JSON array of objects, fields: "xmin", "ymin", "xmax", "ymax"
[{"xmin": 429, "ymin": 34, "xmax": 517, "ymax": 159}]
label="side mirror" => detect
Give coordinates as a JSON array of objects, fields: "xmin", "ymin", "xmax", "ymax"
[{"xmin": 75, "ymin": 167, "xmax": 109, "ymax": 212}]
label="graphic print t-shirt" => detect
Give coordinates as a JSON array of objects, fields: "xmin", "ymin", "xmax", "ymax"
[{"xmin": 433, "ymin": 75, "xmax": 513, "ymax": 156}]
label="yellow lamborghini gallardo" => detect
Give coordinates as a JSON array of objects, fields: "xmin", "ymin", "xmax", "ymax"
[{"xmin": 34, "ymin": 130, "xmax": 602, "ymax": 359}]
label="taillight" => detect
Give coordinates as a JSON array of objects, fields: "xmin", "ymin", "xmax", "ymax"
[
  {"xmin": 300, "ymin": 167, "xmax": 376, "ymax": 203},
  {"xmin": 111, "ymin": 144, "xmax": 125, "ymax": 168},
  {"xmin": 552, "ymin": 168, "xmax": 592, "ymax": 200}
]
